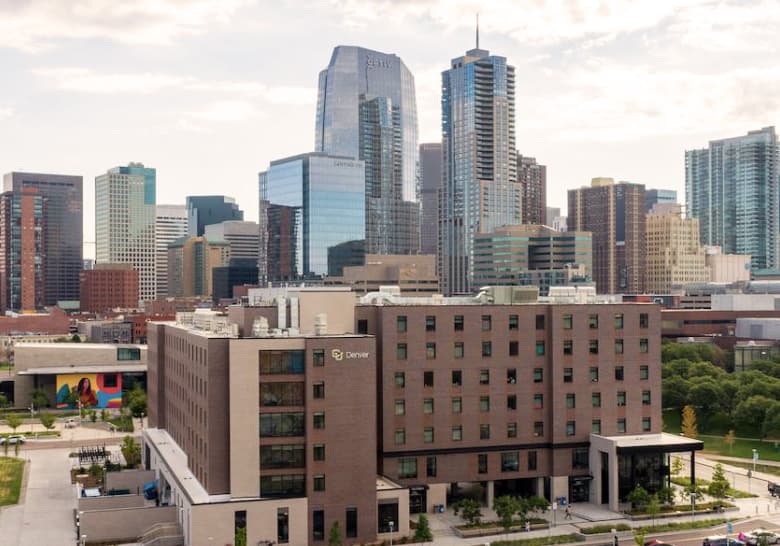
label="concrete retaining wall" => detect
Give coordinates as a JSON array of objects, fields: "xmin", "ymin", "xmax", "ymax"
[
  {"xmin": 78, "ymin": 494, "xmax": 146, "ymax": 511},
  {"xmin": 105, "ymin": 468, "xmax": 155, "ymax": 494},
  {"xmin": 80, "ymin": 505, "xmax": 177, "ymax": 544}
]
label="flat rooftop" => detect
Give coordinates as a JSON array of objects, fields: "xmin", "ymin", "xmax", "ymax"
[{"xmin": 17, "ymin": 364, "xmax": 147, "ymax": 375}]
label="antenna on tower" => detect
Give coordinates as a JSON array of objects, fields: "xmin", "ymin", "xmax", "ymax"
[{"xmin": 476, "ymin": 13, "xmax": 480, "ymax": 49}]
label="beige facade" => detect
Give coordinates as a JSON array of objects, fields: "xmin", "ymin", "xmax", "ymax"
[
  {"xmin": 645, "ymin": 205, "xmax": 709, "ymax": 292},
  {"xmin": 167, "ymin": 236, "xmax": 230, "ymax": 298},
  {"xmin": 324, "ymin": 254, "xmax": 439, "ymax": 295},
  {"xmin": 705, "ymin": 246, "xmax": 751, "ymax": 282}
]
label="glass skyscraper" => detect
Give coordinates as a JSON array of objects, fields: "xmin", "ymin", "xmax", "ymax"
[
  {"xmin": 315, "ymin": 46, "xmax": 420, "ymax": 255},
  {"xmin": 686, "ymin": 127, "xmax": 779, "ymax": 269},
  {"xmin": 186, "ymin": 195, "xmax": 244, "ymax": 237},
  {"xmin": 95, "ymin": 163, "xmax": 157, "ymax": 303},
  {"xmin": 259, "ymin": 153, "xmax": 365, "ymax": 281},
  {"xmin": 440, "ymin": 46, "xmax": 518, "ymax": 294}
]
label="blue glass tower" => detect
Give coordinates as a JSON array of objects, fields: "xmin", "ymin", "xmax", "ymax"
[
  {"xmin": 440, "ymin": 46, "xmax": 518, "ymax": 294},
  {"xmin": 259, "ymin": 153, "xmax": 365, "ymax": 281}
]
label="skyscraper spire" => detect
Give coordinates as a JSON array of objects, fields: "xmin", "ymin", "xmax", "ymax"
[{"xmin": 476, "ymin": 13, "xmax": 480, "ymax": 49}]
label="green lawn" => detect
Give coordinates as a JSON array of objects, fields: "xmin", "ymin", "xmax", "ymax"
[
  {"xmin": 0, "ymin": 457, "xmax": 24, "ymax": 506},
  {"xmin": 711, "ymin": 459, "xmax": 780, "ymax": 478}
]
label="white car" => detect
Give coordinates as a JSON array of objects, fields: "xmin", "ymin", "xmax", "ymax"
[
  {"xmin": 744, "ymin": 530, "xmax": 780, "ymax": 546},
  {"xmin": 5, "ymin": 435, "xmax": 25, "ymax": 445}
]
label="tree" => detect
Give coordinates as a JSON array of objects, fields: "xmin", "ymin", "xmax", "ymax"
[
  {"xmin": 0, "ymin": 394, "xmax": 9, "ymax": 409},
  {"xmin": 5, "ymin": 412, "xmax": 22, "ymax": 432},
  {"xmin": 121, "ymin": 435, "xmax": 141, "ymax": 468},
  {"xmin": 414, "ymin": 514, "xmax": 433, "ymax": 542},
  {"xmin": 518, "ymin": 496, "xmax": 550, "ymax": 523},
  {"xmin": 734, "ymin": 395, "xmax": 774, "ymax": 438},
  {"xmin": 634, "ymin": 531, "xmax": 646, "ymax": 546},
  {"xmin": 681, "ymin": 405, "xmax": 698, "ymax": 439},
  {"xmin": 127, "ymin": 387, "xmax": 147, "ymax": 418},
  {"xmin": 627, "ymin": 485, "xmax": 650, "ymax": 511},
  {"xmin": 328, "ymin": 521, "xmax": 343, "ymax": 546},
  {"xmin": 70, "ymin": 334, "xmax": 81, "ymax": 343},
  {"xmin": 452, "ymin": 498, "xmax": 482, "ymax": 526},
  {"xmin": 662, "ymin": 376, "xmax": 690, "ymax": 412},
  {"xmin": 647, "ymin": 495, "xmax": 660, "ymax": 529},
  {"xmin": 39, "ymin": 412, "xmax": 56, "ymax": 431},
  {"xmin": 671, "ymin": 456, "xmax": 684, "ymax": 477},
  {"xmin": 724, "ymin": 430, "xmax": 736, "ymax": 453},
  {"xmin": 707, "ymin": 463, "xmax": 730, "ymax": 508},
  {"xmin": 31, "ymin": 388, "xmax": 49, "ymax": 409},
  {"xmin": 493, "ymin": 495, "xmax": 519, "ymax": 534},
  {"xmin": 100, "ymin": 409, "xmax": 109, "ymax": 422}
]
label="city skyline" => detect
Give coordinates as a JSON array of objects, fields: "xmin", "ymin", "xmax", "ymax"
[{"xmin": 2, "ymin": 2, "xmax": 778, "ymax": 259}]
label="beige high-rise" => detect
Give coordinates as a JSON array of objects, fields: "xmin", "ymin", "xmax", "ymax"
[{"xmin": 645, "ymin": 204, "xmax": 709, "ymax": 292}]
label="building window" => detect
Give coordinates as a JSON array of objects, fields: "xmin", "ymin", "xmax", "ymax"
[
  {"xmin": 479, "ymin": 369, "xmax": 490, "ymax": 385},
  {"xmin": 642, "ymin": 417, "xmax": 652, "ymax": 431},
  {"xmin": 615, "ymin": 366, "xmax": 624, "ymax": 381},
  {"xmin": 566, "ymin": 393, "xmax": 576, "ymax": 409},
  {"xmin": 480, "ymin": 424, "xmax": 490, "ymax": 440},
  {"xmin": 507, "ymin": 368, "xmax": 517, "ymax": 384},
  {"xmin": 640, "ymin": 338, "xmax": 649, "ymax": 353},
  {"xmin": 533, "ymin": 368, "xmax": 543, "ymax": 383},
  {"xmin": 509, "ymin": 314, "xmax": 519, "ymax": 330},
  {"xmin": 424, "ymin": 427, "xmax": 434, "ymax": 443},
  {"xmin": 260, "ymin": 350, "xmax": 305, "ymax": 374},
  {"xmin": 509, "ymin": 341, "xmax": 519, "ymax": 356},
  {"xmin": 397, "ymin": 315, "xmax": 407, "ymax": 333},
  {"xmin": 589, "ymin": 340, "xmax": 599, "ymax": 354},
  {"xmin": 536, "ymin": 315, "xmax": 545, "ymax": 330},
  {"xmin": 278, "ymin": 508, "xmax": 290, "ymax": 544},
  {"xmin": 507, "ymin": 395, "xmax": 517, "ymax": 410},
  {"xmin": 395, "ymin": 428, "xmax": 406, "ymax": 444},
  {"xmin": 480, "ymin": 396, "xmax": 490, "ymax": 412},
  {"xmin": 394, "ymin": 372, "xmax": 405, "ymax": 388},
  {"xmin": 313, "ymin": 510, "xmax": 324, "ymax": 541},
  {"xmin": 426, "ymin": 342, "xmax": 436, "ymax": 359},
  {"xmin": 563, "ymin": 314, "xmax": 573, "ymax": 329},
  {"xmin": 642, "ymin": 390, "xmax": 651, "ymax": 405},
  {"xmin": 563, "ymin": 368, "xmax": 573, "ymax": 382},
  {"xmin": 260, "ymin": 445, "xmax": 305, "ymax": 469},
  {"xmin": 452, "ymin": 426, "xmax": 463, "ymax": 441},
  {"xmin": 452, "ymin": 397, "xmax": 462, "ymax": 413},
  {"xmin": 640, "ymin": 365, "xmax": 649, "ymax": 380},
  {"xmin": 592, "ymin": 392, "xmax": 601, "ymax": 408},
  {"xmin": 260, "ymin": 413, "xmax": 305, "ymax": 437},
  {"xmin": 397, "ymin": 343, "xmax": 407, "ymax": 360},
  {"xmin": 346, "ymin": 507, "xmax": 358, "ymax": 539},
  {"xmin": 563, "ymin": 340, "xmax": 573, "ymax": 355},
  {"xmin": 534, "ymin": 421, "xmax": 544, "ymax": 436},
  {"xmin": 357, "ymin": 319, "xmax": 368, "ymax": 334},
  {"xmin": 482, "ymin": 315, "xmax": 492, "ymax": 331},
  {"xmin": 452, "ymin": 370, "xmax": 462, "ymax": 386},
  {"xmin": 566, "ymin": 421, "xmax": 576, "ymax": 436},
  {"xmin": 426, "ymin": 456, "xmax": 437, "ymax": 477},
  {"xmin": 424, "ymin": 371, "xmax": 434, "ymax": 388},
  {"xmin": 592, "ymin": 419, "xmax": 601, "ymax": 434},
  {"xmin": 478, "ymin": 453, "xmax": 488, "ymax": 473},
  {"xmin": 454, "ymin": 342, "xmax": 464, "ymax": 358},
  {"xmin": 481, "ymin": 341, "xmax": 492, "ymax": 357},
  {"xmin": 536, "ymin": 341, "xmax": 545, "ymax": 355},
  {"xmin": 425, "ymin": 316, "xmax": 436, "ymax": 332},
  {"xmin": 572, "ymin": 448, "xmax": 589, "ymax": 469},
  {"xmin": 454, "ymin": 315, "xmax": 464, "ymax": 331},
  {"xmin": 261, "ymin": 475, "xmax": 305, "ymax": 497},
  {"xmin": 117, "ymin": 347, "xmax": 141, "ymax": 361},
  {"xmin": 313, "ymin": 474, "xmax": 325, "ymax": 491},
  {"xmin": 424, "ymin": 398, "xmax": 434, "ymax": 414},
  {"xmin": 615, "ymin": 339, "xmax": 624, "ymax": 354},
  {"xmin": 528, "ymin": 451, "xmax": 537, "ymax": 471},
  {"xmin": 398, "ymin": 457, "xmax": 417, "ymax": 479},
  {"xmin": 313, "ymin": 444, "xmax": 325, "ymax": 461},
  {"xmin": 507, "ymin": 422, "xmax": 517, "ymax": 438},
  {"xmin": 590, "ymin": 367, "xmax": 599, "ymax": 382},
  {"xmin": 615, "ymin": 313, "xmax": 624, "ymax": 329},
  {"xmin": 588, "ymin": 314, "xmax": 599, "ymax": 329},
  {"xmin": 617, "ymin": 391, "xmax": 627, "ymax": 406},
  {"xmin": 395, "ymin": 399, "xmax": 405, "ymax": 416},
  {"xmin": 313, "ymin": 412, "xmax": 325, "ymax": 429},
  {"xmin": 313, "ymin": 349, "xmax": 325, "ymax": 367},
  {"xmin": 501, "ymin": 452, "xmax": 519, "ymax": 472},
  {"xmin": 617, "ymin": 418, "xmax": 627, "ymax": 433},
  {"xmin": 261, "ymin": 383, "xmax": 305, "ymax": 407},
  {"xmin": 313, "ymin": 382, "xmax": 325, "ymax": 399},
  {"xmin": 640, "ymin": 313, "xmax": 649, "ymax": 328},
  {"xmin": 533, "ymin": 394, "xmax": 543, "ymax": 409}
]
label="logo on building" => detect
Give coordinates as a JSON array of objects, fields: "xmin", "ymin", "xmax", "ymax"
[
  {"xmin": 332, "ymin": 349, "xmax": 344, "ymax": 361},
  {"xmin": 331, "ymin": 349, "xmax": 370, "ymax": 361}
]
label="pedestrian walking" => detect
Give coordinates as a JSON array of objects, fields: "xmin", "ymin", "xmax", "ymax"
[
  {"xmin": 565, "ymin": 505, "xmax": 572, "ymax": 519},
  {"xmin": 525, "ymin": 521, "xmax": 531, "ymax": 532}
]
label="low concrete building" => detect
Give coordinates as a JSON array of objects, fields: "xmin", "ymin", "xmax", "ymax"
[
  {"xmin": 705, "ymin": 246, "xmax": 751, "ymax": 282},
  {"xmin": 324, "ymin": 254, "xmax": 439, "ymax": 295}
]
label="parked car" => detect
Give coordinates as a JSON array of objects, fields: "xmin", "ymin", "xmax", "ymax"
[
  {"xmin": 703, "ymin": 537, "xmax": 745, "ymax": 546},
  {"xmin": 5, "ymin": 435, "xmax": 25, "ymax": 445},
  {"xmin": 744, "ymin": 530, "xmax": 780, "ymax": 546},
  {"xmin": 64, "ymin": 418, "xmax": 79, "ymax": 428},
  {"xmin": 645, "ymin": 540, "xmax": 675, "ymax": 546}
]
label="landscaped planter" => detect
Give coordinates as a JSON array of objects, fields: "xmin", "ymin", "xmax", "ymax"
[
  {"xmin": 455, "ymin": 522, "xmax": 549, "ymax": 538},
  {"xmin": 627, "ymin": 506, "xmax": 738, "ymax": 521}
]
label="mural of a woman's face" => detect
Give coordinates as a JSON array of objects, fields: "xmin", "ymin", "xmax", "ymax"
[{"xmin": 80, "ymin": 378, "xmax": 91, "ymax": 392}]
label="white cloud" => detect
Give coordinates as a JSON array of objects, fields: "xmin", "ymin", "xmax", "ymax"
[
  {"xmin": 32, "ymin": 67, "xmax": 192, "ymax": 94},
  {"xmin": 0, "ymin": 107, "xmax": 14, "ymax": 120},
  {"xmin": 0, "ymin": 0, "xmax": 251, "ymax": 52},
  {"xmin": 187, "ymin": 100, "xmax": 259, "ymax": 122}
]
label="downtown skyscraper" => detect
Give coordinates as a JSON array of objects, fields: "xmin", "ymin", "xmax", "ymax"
[
  {"xmin": 315, "ymin": 46, "xmax": 420, "ymax": 255},
  {"xmin": 439, "ymin": 44, "xmax": 518, "ymax": 294},
  {"xmin": 95, "ymin": 163, "xmax": 157, "ymax": 303},
  {"xmin": 686, "ymin": 126, "xmax": 779, "ymax": 270}
]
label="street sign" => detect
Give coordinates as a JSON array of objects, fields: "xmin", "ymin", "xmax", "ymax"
[
  {"xmin": 727, "ymin": 522, "xmax": 733, "ymax": 534},
  {"xmin": 753, "ymin": 450, "xmax": 759, "ymax": 461}
]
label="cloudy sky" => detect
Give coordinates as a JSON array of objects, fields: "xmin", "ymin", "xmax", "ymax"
[{"xmin": 1, "ymin": 0, "xmax": 779, "ymax": 257}]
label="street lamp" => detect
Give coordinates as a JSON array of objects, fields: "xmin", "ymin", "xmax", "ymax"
[
  {"xmin": 389, "ymin": 521, "xmax": 394, "ymax": 546},
  {"xmin": 80, "ymin": 533, "xmax": 87, "ymax": 546}
]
